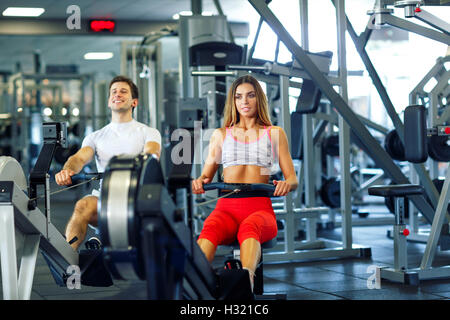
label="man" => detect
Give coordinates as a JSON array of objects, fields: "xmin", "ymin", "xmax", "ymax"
[{"xmin": 55, "ymin": 75, "xmax": 161, "ymax": 250}]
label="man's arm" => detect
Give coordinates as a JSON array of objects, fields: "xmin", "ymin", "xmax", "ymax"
[
  {"xmin": 144, "ymin": 141, "xmax": 161, "ymax": 159},
  {"xmin": 55, "ymin": 146, "xmax": 95, "ymax": 186}
]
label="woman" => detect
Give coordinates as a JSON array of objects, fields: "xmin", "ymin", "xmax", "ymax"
[{"xmin": 192, "ymin": 74, "xmax": 298, "ymax": 291}]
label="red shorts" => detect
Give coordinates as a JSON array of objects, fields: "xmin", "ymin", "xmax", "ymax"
[{"xmin": 198, "ymin": 195, "xmax": 277, "ymax": 248}]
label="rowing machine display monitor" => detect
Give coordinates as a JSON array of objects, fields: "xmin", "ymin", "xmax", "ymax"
[{"xmin": 43, "ymin": 122, "xmax": 68, "ymax": 147}]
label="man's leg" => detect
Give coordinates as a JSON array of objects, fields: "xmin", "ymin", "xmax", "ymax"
[{"xmin": 65, "ymin": 196, "xmax": 98, "ymax": 250}]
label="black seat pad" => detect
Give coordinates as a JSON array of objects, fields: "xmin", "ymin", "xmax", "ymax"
[
  {"xmin": 225, "ymin": 238, "xmax": 277, "ymax": 249},
  {"xmin": 368, "ymin": 184, "xmax": 424, "ymax": 197}
]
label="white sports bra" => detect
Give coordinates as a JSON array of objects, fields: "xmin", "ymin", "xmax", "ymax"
[{"xmin": 221, "ymin": 126, "xmax": 274, "ymax": 172}]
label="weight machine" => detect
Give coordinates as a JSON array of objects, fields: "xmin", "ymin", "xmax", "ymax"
[
  {"xmin": 344, "ymin": 0, "xmax": 449, "ymax": 228},
  {"xmin": 246, "ymin": 0, "xmax": 450, "ymax": 255},
  {"xmin": 368, "ymin": 104, "xmax": 450, "ymax": 285},
  {"xmin": 386, "ymin": 55, "xmax": 450, "ymax": 244}
]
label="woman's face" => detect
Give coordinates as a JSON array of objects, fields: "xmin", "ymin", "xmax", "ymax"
[{"xmin": 234, "ymin": 82, "xmax": 257, "ymax": 119}]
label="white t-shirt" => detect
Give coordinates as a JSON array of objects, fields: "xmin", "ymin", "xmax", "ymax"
[{"xmin": 81, "ymin": 119, "xmax": 161, "ymax": 173}]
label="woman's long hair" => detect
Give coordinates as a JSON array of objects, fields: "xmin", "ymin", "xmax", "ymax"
[{"xmin": 222, "ymin": 75, "xmax": 272, "ymax": 128}]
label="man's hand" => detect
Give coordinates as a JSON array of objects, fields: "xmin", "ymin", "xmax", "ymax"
[
  {"xmin": 55, "ymin": 169, "xmax": 76, "ymax": 186},
  {"xmin": 55, "ymin": 147, "xmax": 94, "ymax": 186}
]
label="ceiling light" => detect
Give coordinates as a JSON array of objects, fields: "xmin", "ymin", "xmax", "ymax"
[
  {"xmin": 172, "ymin": 11, "xmax": 214, "ymax": 20},
  {"xmin": 83, "ymin": 52, "xmax": 114, "ymax": 60},
  {"xmin": 172, "ymin": 11, "xmax": 192, "ymax": 19},
  {"xmin": 2, "ymin": 7, "xmax": 45, "ymax": 17}
]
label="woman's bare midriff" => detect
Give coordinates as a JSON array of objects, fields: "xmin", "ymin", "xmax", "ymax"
[{"xmin": 223, "ymin": 165, "xmax": 270, "ymax": 184}]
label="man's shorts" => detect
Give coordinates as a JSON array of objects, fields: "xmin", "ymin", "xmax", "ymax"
[
  {"xmin": 84, "ymin": 188, "xmax": 100, "ymax": 198},
  {"xmin": 83, "ymin": 188, "xmax": 100, "ymax": 233}
]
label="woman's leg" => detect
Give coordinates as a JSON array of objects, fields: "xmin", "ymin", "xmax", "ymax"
[
  {"xmin": 237, "ymin": 209, "xmax": 277, "ymax": 291},
  {"xmin": 240, "ymin": 237, "xmax": 261, "ymax": 290},
  {"xmin": 197, "ymin": 205, "xmax": 239, "ymax": 263},
  {"xmin": 197, "ymin": 238, "xmax": 217, "ymax": 263}
]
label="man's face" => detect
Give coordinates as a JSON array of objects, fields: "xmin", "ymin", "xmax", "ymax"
[{"xmin": 108, "ymin": 81, "xmax": 137, "ymax": 113}]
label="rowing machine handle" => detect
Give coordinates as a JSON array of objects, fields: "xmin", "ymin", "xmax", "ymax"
[
  {"xmin": 202, "ymin": 182, "xmax": 275, "ymax": 192},
  {"xmin": 71, "ymin": 172, "xmax": 104, "ymax": 182}
]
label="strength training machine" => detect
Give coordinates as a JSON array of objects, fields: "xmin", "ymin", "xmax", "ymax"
[{"xmin": 368, "ymin": 105, "xmax": 450, "ymax": 285}]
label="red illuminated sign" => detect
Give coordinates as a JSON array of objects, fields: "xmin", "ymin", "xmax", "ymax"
[{"xmin": 89, "ymin": 20, "xmax": 115, "ymax": 32}]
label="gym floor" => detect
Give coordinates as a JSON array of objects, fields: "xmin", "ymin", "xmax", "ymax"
[{"xmin": 1, "ymin": 186, "xmax": 450, "ymax": 301}]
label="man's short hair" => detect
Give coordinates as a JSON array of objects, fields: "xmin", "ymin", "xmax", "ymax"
[{"xmin": 109, "ymin": 75, "xmax": 139, "ymax": 100}]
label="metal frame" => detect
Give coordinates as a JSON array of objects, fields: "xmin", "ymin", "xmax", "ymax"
[
  {"xmin": 246, "ymin": 0, "xmax": 450, "ymax": 269},
  {"xmin": 0, "ymin": 207, "xmax": 41, "ymax": 300},
  {"xmin": 120, "ymin": 40, "xmax": 164, "ymax": 132},
  {"xmin": 409, "ymin": 56, "xmax": 450, "ymax": 107},
  {"xmin": 377, "ymin": 13, "xmax": 450, "ymax": 45},
  {"xmin": 0, "ymin": 157, "xmax": 79, "ymax": 300},
  {"xmin": 345, "ymin": 1, "xmax": 450, "ymax": 231},
  {"xmin": 406, "ymin": 56, "xmax": 450, "ymax": 242},
  {"xmin": 8, "ymin": 73, "xmax": 96, "ymax": 176},
  {"xmin": 191, "ymin": 68, "xmax": 371, "ymax": 263},
  {"xmin": 343, "ymin": 9, "xmax": 440, "ymax": 225},
  {"xmin": 203, "ymin": 0, "xmax": 370, "ymax": 263},
  {"xmin": 360, "ymin": 2, "xmax": 450, "ymax": 221},
  {"xmin": 248, "ymin": 0, "xmax": 436, "ymax": 226},
  {"xmin": 268, "ymin": 0, "xmax": 365, "ymax": 262},
  {"xmin": 120, "ymin": 40, "xmax": 166, "ymax": 177},
  {"xmin": 413, "ymin": 8, "xmax": 450, "ymax": 34},
  {"xmin": 378, "ymin": 162, "xmax": 450, "ymax": 284}
]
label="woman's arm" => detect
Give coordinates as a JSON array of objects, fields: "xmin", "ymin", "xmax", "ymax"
[
  {"xmin": 271, "ymin": 127, "xmax": 298, "ymax": 196},
  {"xmin": 192, "ymin": 128, "xmax": 224, "ymax": 194}
]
